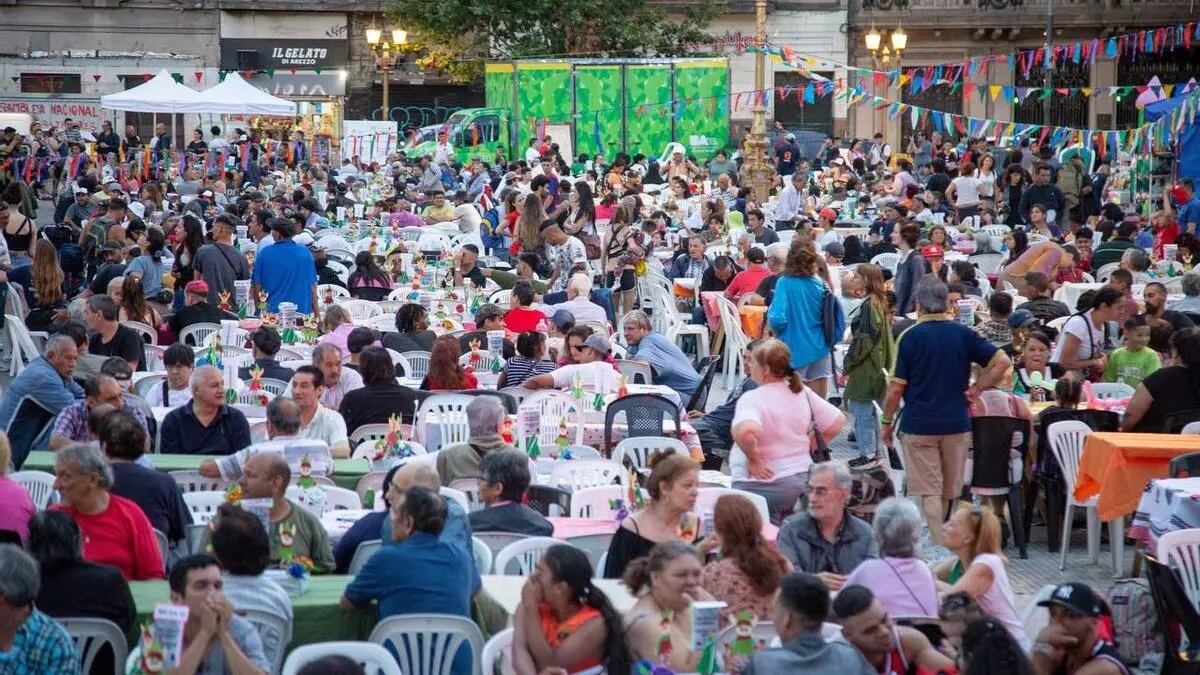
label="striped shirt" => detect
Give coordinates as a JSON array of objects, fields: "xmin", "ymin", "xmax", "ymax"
[{"xmin": 502, "ymin": 356, "xmax": 556, "ymax": 388}]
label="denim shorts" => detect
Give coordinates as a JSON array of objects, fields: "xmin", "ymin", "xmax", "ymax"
[{"xmin": 797, "ymin": 354, "xmax": 833, "ymax": 381}]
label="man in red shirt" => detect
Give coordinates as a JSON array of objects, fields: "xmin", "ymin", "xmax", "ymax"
[
  {"xmin": 51, "ymin": 443, "xmax": 164, "ymax": 580},
  {"xmin": 503, "ymin": 280, "xmax": 547, "ymax": 334},
  {"xmin": 725, "ymin": 247, "xmax": 772, "ymax": 301}
]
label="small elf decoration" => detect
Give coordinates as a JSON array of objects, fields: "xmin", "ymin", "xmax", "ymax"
[
  {"xmin": 570, "ymin": 371, "xmax": 585, "ymax": 401},
  {"xmin": 655, "ymin": 611, "xmax": 674, "ymax": 663},
  {"xmin": 722, "ymin": 610, "xmax": 759, "ymax": 674},
  {"xmin": 677, "ymin": 511, "xmax": 697, "ymax": 542},
  {"xmin": 323, "ymin": 285, "xmax": 336, "ymax": 307},
  {"xmin": 367, "ymin": 232, "xmax": 378, "ymax": 256},
  {"xmin": 136, "ymin": 623, "xmax": 166, "ymax": 674},
  {"xmin": 196, "ymin": 334, "xmax": 224, "ymax": 370},
  {"xmin": 468, "ymin": 338, "xmax": 483, "ymax": 369},
  {"xmin": 256, "ymin": 290, "xmax": 270, "ymax": 316},
  {"xmin": 469, "ymin": 293, "xmax": 481, "ymax": 314},
  {"xmin": 500, "ymin": 417, "xmax": 515, "ymax": 445},
  {"xmin": 607, "ymin": 497, "xmax": 630, "ymax": 522},
  {"xmin": 617, "ymin": 373, "xmax": 629, "ymax": 398},
  {"xmin": 246, "ymin": 366, "xmax": 269, "ymax": 407},
  {"xmin": 490, "ymin": 354, "xmax": 503, "ymax": 375},
  {"xmin": 301, "ymin": 313, "xmax": 320, "ymax": 343},
  {"xmin": 278, "ymin": 521, "xmax": 298, "ymax": 566},
  {"xmin": 217, "ymin": 290, "xmax": 232, "ymax": 313},
  {"xmin": 295, "ymin": 455, "xmax": 317, "ymax": 490},
  {"xmin": 554, "ymin": 418, "xmax": 571, "ymax": 456},
  {"xmin": 372, "ymin": 414, "xmax": 413, "ymax": 463}
]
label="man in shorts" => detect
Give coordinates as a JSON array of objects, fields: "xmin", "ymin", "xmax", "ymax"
[{"xmin": 881, "ymin": 277, "xmax": 1010, "ymax": 544}]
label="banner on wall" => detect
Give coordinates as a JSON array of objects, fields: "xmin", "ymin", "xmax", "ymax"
[
  {"xmin": 341, "ymin": 120, "xmax": 398, "ymax": 165},
  {"xmin": 0, "ymin": 98, "xmax": 104, "ymax": 131}
]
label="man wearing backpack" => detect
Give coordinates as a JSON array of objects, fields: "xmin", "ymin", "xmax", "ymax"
[{"xmin": 1031, "ymin": 582, "xmax": 1129, "ymax": 675}]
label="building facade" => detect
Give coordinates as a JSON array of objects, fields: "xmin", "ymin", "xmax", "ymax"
[{"xmin": 846, "ymin": 0, "xmax": 1200, "ymax": 143}]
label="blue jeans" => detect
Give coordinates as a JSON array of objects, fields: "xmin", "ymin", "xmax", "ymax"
[{"xmin": 847, "ymin": 399, "xmax": 880, "ymax": 459}]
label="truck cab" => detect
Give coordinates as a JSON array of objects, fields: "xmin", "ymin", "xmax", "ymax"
[{"xmin": 405, "ymin": 108, "xmax": 510, "ymax": 165}]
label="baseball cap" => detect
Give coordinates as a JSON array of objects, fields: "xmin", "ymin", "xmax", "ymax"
[
  {"xmin": 824, "ymin": 240, "xmax": 846, "ymax": 259},
  {"xmin": 200, "ymin": 189, "xmax": 214, "ymax": 198},
  {"xmin": 919, "ymin": 244, "xmax": 944, "ymax": 259},
  {"xmin": 1008, "ymin": 308, "xmax": 1037, "ymax": 328},
  {"xmin": 550, "ymin": 310, "xmax": 575, "ymax": 331},
  {"xmin": 583, "ymin": 333, "xmax": 611, "ymax": 355},
  {"xmin": 818, "ymin": 207, "xmax": 838, "ymax": 221},
  {"xmin": 73, "ymin": 186, "xmax": 88, "ymax": 194},
  {"xmin": 786, "ymin": 132, "xmax": 796, "ymax": 140},
  {"xmin": 1037, "ymin": 582, "xmax": 1108, "ymax": 617},
  {"xmin": 184, "ymin": 279, "xmax": 209, "ymax": 295},
  {"xmin": 128, "ymin": 201, "xmax": 145, "ymax": 219}
]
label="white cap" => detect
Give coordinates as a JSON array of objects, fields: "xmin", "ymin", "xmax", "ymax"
[{"xmin": 128, "ymin": 201, "xmax": 145, "ymax": 219}]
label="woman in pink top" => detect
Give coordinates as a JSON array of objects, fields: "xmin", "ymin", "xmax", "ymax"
[
  {"xmin": 0, "ymin": 435, "xmax": 36, "ymax": 542},
  {"xmin": 842, "ymin": 497, "xmax": 939, "ymax": 618},
  {"xmin": 318, "ymin": 305, "xmax": 358, "ymax": 355},
  {"xmin": 731, "ymin": 338, "xmax": 846, "ymax": 523}
]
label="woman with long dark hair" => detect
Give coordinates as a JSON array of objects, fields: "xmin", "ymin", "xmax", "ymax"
[
  {"xmin": 171, "ymin": 214, "xmax": 205, "ymax": 310},
  {"xmin": 844, "ymin": 263, "xmax": 894, "ymax": 460},
  {"xmin": 700, "ymin": 495, "xmax": 791, "ymax": 618},
  {"xmin": 1002, "ymin": 165, "xmax": 1027, "ymax": 227},
  {"xmin": 422, "ymin": 334, "xmax": 478, "ymax": 391},
  {"xmin": 513, "ymin": 544, "xmax": 632, "ymax": 675},
  {"xmin": 563, "ymin": 180, "xmax": 596, "ymax": 238},
  {"xmin": 959, "ymin": 618, "xmax": 1033, "ymax": 675},
  {"xmin": 346, "ymin": 250, "xmax": 393, "ymax": 301},
  {"xmin": 118, "ymin": 274, "xmax": 161, "ymax": 328},
  {"xmin": 126, "ymin": 225, "xmax": 166, "ymax": 300}
]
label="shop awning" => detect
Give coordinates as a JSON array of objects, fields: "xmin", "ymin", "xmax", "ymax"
[
  {"xmin": 100, "ymin": 69, "xmax": 203, "ymax": 112},
  {"xmin": 182, "ymin": 72, "xmax": 297, "ymax": 117}
]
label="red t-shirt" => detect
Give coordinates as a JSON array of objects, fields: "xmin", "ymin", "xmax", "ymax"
[
  {"xmin": 53, "ymin": 493, "xmax": 165, "ymax": 580},
  {"xmin": 1154, "ymin": 220, "xmax": 1180, "ymax": 260},
  {"xmin": 505, "ymin": 307, "xmax": 546, "ymax": 334},
  {"xmin": 724, "ymin": 266, "xmax": 772, "ymax": 300},
  {"xmin": 426, "ymin": 371, "xmax": 479, "ymax": 391}
]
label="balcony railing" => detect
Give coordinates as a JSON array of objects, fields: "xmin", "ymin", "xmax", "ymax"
[{"xmin": 853, "ymin": 0, "xmax": 1190, "ymax": 26}]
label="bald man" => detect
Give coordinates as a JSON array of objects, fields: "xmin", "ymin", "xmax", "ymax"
[
  {"xmin": 380, "ymin": 462, "xmax": 480, "ymax": 593},
  {"xmin": 234, "ymin": 452, "xmax": 335, "ymax": 573}
]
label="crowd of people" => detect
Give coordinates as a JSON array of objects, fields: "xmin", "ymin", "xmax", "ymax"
[{"xmin": 0, "ymin": 116, "xmax": 1190, "ymax": 673}]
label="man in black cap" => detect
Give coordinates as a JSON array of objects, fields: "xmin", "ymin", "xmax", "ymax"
[
  {"xmin": 1031, "ymin": 582, "xmax": 1127, "ymax": 675},
  {"xmin": 86, "ymin": 241, "xmax": 128, "ymax": 297}
]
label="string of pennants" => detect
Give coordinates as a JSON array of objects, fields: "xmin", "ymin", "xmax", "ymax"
[
  {"xmin": 756, "ymin": 43, "xmax": 1199, "ymax": 101},
  {"xmin": 759, "ymin": 19, "xmax": 1200, "ymax": 89}
]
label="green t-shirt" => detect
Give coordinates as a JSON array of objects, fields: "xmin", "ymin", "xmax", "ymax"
[
  {"xmin": 1103, "ymin": 346, "xmax": 1161, "ymax": 388},
  {"xmin": 486, "ymin": 269, "xmax": 548, "ymax": 294}
]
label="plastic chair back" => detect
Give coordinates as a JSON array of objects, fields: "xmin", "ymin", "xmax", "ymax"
[
  {"xmin": 60, "ymin": 617, "xmax": 128, "ymax": 675},
  {"xmin": 493, "ymin": 536, "xmax": 570, "ymax": 575},
  {"xmin": 1034, "ymin": 409, "xmax": 1117, "ymax": 481},
  {"xmin": 10, "ymin": 470, "xmax": 57, "ymax": 510},
  {"xmin": 179, "ymin": 322, "xmax": 220, "ymax": 348},
  {"xmin": 481, "ymin": 628, "xmax": 515, "ymax": 675},
  {"xmin": 1145, "ymin": 555, "xmax": 1200, "ymax": 666},
  {"xmin": 968, "ymin": 416, "xmax": 1031, "ymax": 489},
  {"xmin": 1161, "ymin": 529, "xmax": 1200, "ymax": 615},
  {"xmin": 368, "ymin": 613, "xmax": 484, "ymax": 675},
  {"xmin": 471, "ymin": 536, "xmax": 493, "ymax": 575},
  {"xmin": 349, "ymin": 539, "xmax": 383, "ymax": 575},
  {"xmin": 169, "ymin": 470, "xmax": 230, "ymax": 494},
  {"xmin": 401, "ymin": 351, "xmax": 433, "ymax": 380},
  {"xmin": 241, "ymin": 608, "xmax": 291, "ymax": 674},
  {"xmin": 686, "ymin": 355, "xmax": 721, "ymax": 412},
  {"xmin": 282, "ymin": 641, "xmax": 402, "ymax": 675},
  {"xmin": 459, "ymin": 389, "xmax": 519, "ymax": 414},
  {"xmin": 182, "ymin": 490, "xmax": 228, "ymax": 525},
  {"xmin": 613, "ymin": 436, "xmax": 688, "ymax": 471},
  {"xmin": 524, "ymin": 485, "xmax": 572, "ymax": 517},
  {"xmin": 1170, "ymin": 452, "xmax": 1200, "ymax": 479},
  {"xmin": 1046, "ymin": 420, "xmax": 1092, "ymax": 499},
  {"xmin": 1164, "ymin": 409, "xmax": 1200, "ymax": 434},
  {"xmin": 603, "ymin": 393, "xmax": 681, "ymax": 450},
  {"xmin": 548, "ymin": 459, "xmax": 627, "ymax": 491}
]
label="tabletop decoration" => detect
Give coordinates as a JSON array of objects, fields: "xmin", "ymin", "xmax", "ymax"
[
  {"xmin": 372, "ymin": 414, "xmax": 415, "ymax": 467},
  {"xmin": 256, "ymin": 290, "xmax": 269, "ymax": 317},
  {"xmin": 245, "ymin": 366, "xmax": 269, "ymax": 407},
  {"xmin": 617, "ymin": 374, "xmax": 629, "ymax": 398},
  {"xmin": 224, "ymin": 483, "xmax": 242, "ymax": 504},
  {"xmin": 608, "ymin": 497, "xmax": 631, "ymax": 522},
  {"xmin": 593, "ymin": 391, "xmax": 606, "ymax": 412},
  {"xmin": 196, "ymin": 334, "xmax": 224, "ymax": 370},
  {"xmin": 278, "ymin": 302, "xmax": 299, "ymax": 343},
  {"xmin": 554, "ymin": 418, "xmax": 571, "ymax": 456},
  {"xmin": 571, "ymin": 371, "xmax": 585, "ymax": 400},
  {"xmin": 301, "ymin": 314, "xmax": 320, "ymax": 343},
  {"xmin": 720, "ymin": 610, "xmax": 760, "ymax": 674},
  {"xmin": 322, "ymin": 285, "xmax": 336, "ymax": 307},
  {"xmin": 217, "ymin": 290, "xmax": 232, "ymax": 314}
]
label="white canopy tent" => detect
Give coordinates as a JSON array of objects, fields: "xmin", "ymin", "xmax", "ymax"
[
  {"xmin": 100, "ymin": 68, "xmax": 204, "ymax": 112},
  {"xmin": 181, "ymin": 72, "xmax": 297, "ymax": 116}
]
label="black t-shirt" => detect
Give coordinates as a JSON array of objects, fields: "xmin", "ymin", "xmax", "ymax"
[
  {"xmin": 1135, "ymin": 366, "xmax": 1200, "ymax": 433},
  {"xmin": 926, "ymin": 172, "xmax": 952, "ymax": 196},
  {"xmin": 89, "ymin": 325, "xmax": 146, "ymax": 370},
  {"xmin": 110, "ymin": 461, "xmax": 192, "ymax": 543},
  {"xmin": 37, "ymin": 560, "xmax": 136, "ymax": 635},
  {"xmin": 461, "ymin": 264, "xmax": 487, "ymax": 289},
  {"xmin": 382, "ymin": 330, "xmax": 437, "ymax": 355},
  {"xmin": 169, "ymin": 302, "xmax": 237, "ymax": 338},
  {"xmin": 339, "ymin": 383, "xmax": 420, "ymax": 433},
  {"xmin": 88, "ymin": 262, "xmax": 127, "ymax": 296},
  {"xmin": 755, "ymin": 274, "xmax": 780, "ymax": 306}
]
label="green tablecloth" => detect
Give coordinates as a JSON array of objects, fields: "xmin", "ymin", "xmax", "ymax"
[
  {"xmin": 21, "ymin": 452, "xmax": 373, "ymax": 491},
  {"xmin": 128, "ymin": 576, "xmax": 376, "ymax": 650}
]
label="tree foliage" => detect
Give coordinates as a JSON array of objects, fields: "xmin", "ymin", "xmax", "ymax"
[{"xmin": 388, "ymin": 0, "xmax": 723, "ymax": 82}]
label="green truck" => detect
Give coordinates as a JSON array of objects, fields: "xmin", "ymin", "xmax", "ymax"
[{"xmin": 407, "ymin": 57, "xmax": 731, "ymax": 166}]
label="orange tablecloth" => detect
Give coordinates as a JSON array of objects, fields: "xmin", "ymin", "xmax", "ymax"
[
  {"xmin": 1073, "ymin": 432, "xmax": 1200, "ymax": 520},
  {"xmin": 700, "ymin": 291, "xmax": 768, "ymax": 338}
]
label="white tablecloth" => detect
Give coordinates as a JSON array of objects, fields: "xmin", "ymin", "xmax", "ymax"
[
  {"xmin": 1130, "ymin": 477, "xmax": 1200, "ymax": 554},
  {"xmin": 321, "ymin": 508, "xmax": 375, "ymax": 545}
]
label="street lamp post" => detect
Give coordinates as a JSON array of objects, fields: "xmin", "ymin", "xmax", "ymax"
[
  {"xmin": 366, "ymin": 26, "xmax": 407, "ymax": 121},
  {"xmin": 744, "ymin": 0, "xmax": 775, "ymax": 203},
  {"xmin": 865, "ymin": 25, "xmax": 906, "ymax": 141}
]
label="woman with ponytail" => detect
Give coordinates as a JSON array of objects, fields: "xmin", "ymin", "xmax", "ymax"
[
  {"xmin": 125, "ymin": 225, "xmax": 167, "ymax": 300},
  {"xmin": 700, "ymin": 495, "xmax": 791, "ymax": 618},
  {"xmin": 513, "ymin": 545, "xmax": 632, "ymax": 675},
  {"xmin": 623, "ymin": 541, "xmax": 714, "ymax": 672},
  {"xmin": 767, "ymin": 236, "xmax": 840, "ymax": 398},
  {"xmin": 731, "ymin": 338, "xmax": 846, "ymax": 523}
]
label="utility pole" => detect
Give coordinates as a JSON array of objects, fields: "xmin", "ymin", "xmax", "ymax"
[
  {"xmin": 744, "ymin": 0, "xmax": 776, "ymax": 203},
  {"xmin": 1042, "ymin": 0, "xmax": 1053, "ymax": 128}
]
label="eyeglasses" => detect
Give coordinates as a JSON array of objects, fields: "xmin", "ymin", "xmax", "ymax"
[{"xmin": 571, "ymin": 344, "xmax": 587, "ymax": 352}]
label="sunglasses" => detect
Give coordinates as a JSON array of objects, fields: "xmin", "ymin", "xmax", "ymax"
[{"xmin": 571, "ymin": 344, "xmax": 587, "ymax": 351}]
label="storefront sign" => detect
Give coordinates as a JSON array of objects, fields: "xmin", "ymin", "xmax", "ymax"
[
  {"xmin": 220, "ymin": 39, "xmax": 348, "ymax": 71},
  {"xmin": 0, "ymin": 98, "xmax": 104, "ymax": 131},
  {"xmin": 246, "ymin": 73, "xmax": 345, "ymax": 98}
]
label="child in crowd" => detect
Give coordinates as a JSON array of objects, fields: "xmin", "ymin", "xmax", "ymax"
[{"xmin": 1103, "ymin": 315, "xmax": 1161, "ymax": 388}]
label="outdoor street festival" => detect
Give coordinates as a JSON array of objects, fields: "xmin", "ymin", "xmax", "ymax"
[{"xmin": 1, "ymin": 0, "xmax": 1200, "ymax": 673}]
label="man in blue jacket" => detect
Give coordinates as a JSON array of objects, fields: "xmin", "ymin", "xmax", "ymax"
[{"xmin": 0, "ymin": 335, "xmax": 84, "ymax": 468}]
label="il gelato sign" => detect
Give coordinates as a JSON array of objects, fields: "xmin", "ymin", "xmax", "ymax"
[{"xmin": 271, "ymin": 47, "xmax": 329, "ymax": 67}]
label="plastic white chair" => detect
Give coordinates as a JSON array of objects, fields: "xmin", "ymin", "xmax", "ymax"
[
  {"xmin": 519, "ymin": 390, "xmax": 585, "ymax": 454},
  {"xmin": 870, "ymin": 252, "xmax": 901, "ymax": 273},
  {"xmin": 342, "ymin": 299, "xmax": 384, "ymax": 322},
  {"xmin": 183, "ymin": 490, "xmax": 228, "ymax": 525},
  {"xmin": 569, "ymin": 485, "xmax": 648, "ymax": 518},
  {"xmin": 125, "ymin": 321, "xmax": 158, "ymax": 345},
  {"xmin": 473, "ymin": 531, "xmax": 532, "ymax": 558},
  {"xmin": 418, "ymin": 394, "xmax": 475, "ymax": 451},
  {"xmin": 401, "ymin": 350, "xmax": 432, "ymax": 381},
  {"xmin": 179, "ymin": 322, "xmax": 221, "ymax": 348},
  {"xmin": 259, "ymin": 378, "xmax": 290, "ymax": 396},
  {"xmin": 349, "ymin": 539, "xmax": 382, "ymax": 575},
  {"xmin": 1047, "ymin": 421, "xmax": 1123, "ymax": 572},
  {"xmin": 440, "ymin": 486, "xmax": 471, "ymax": 513},
  {"xmin": 481, "ymin": 628, "xmax": 515, "ymax": 675},
  {"xmin": 613, "ymin": 436, "xmax": 689, "ymax": 471},
  {"xmin": 969, "ymin": 253, "xmax": 1005, "ymax": 275},
  {"xmin": 458, "ymin": 350, "xmax": 502, "ymax": 375},
  {"xmin": 241, "ymin": 608, "xmax": 291, "ymax": 675},
  {"xmin": 712, "ymin": 294, "xmax": 751, "ymax": 388},
  {"xmin": 351, "ymin": 439, "xmax": 426, "ymax": 463},
  {"xmin": 152, "ymin": 528, "xmax": 168, "ymax": 565},
  {"xmin": 10, "ymin": 470, "xmax": 57, "ymax": 510},
  {"xmin": 493, "ymin": 536, "xmax": 570, "ymax": 575},
  {"xmin": 133, "ymin": 373, "xmax": 166, "ymax": 399},
  {"xmin": 1089, "ymin": 382, "xmax": 1134, "ymax": 400},
  {"xmin": 168, "ymin": 470, "xmax": 229, "ymax": 494},
  {"xmin": 282, "ymin": 641, "xmax": 402, "ymax": 675},
  {"xmin": 559, "ymin": 444, "xmax": 603, "ymax": 459},
  {"xmin": 60, "ymin": 617, "xmax": 128, "ymax": 675},
  {"xmin": 471, "ymin": 536, "xmax": 494, "ymax": 575},
  {"xmin": 349, "ymin": 423, "xmax": 393, "ymax": 447},
  {"xmin": 694, "ymin": 487, "xmax": 771, "ymax": 524},
  {"xmin": 5, "ymin": 314, "xmax": 48, "ymax": 377},
  {"xmin": 615, "ymin": 359, "xmax": 654, "ymax": 385},
  {"xmin": 1182, "ymin": 422, "xmax": 1200, "ymax": 435},
  {"xmin": 652, "ymin": 286, "xmax": 710, "ymax": 359},
  {"xmin": 548, "ymin": 459, "xmax": 627, "ymax": 491},
  {"xmin": 144, "ymin": 344, "xmax": 168, "ymax": 372},
  {"xmin": 318, "ymin": 283, "xmax": 352, "ymax": 300},
  {"xmin": 448, "ymin": 478, "xmax": 483, "ymax": 512},
  {"xmin": 1160, "ymin": 528, "xmax": 1200, "ymax": 613},
  {"xmin": 368, "ymin": 613, "xmax": 484, "ymax": 675}
]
